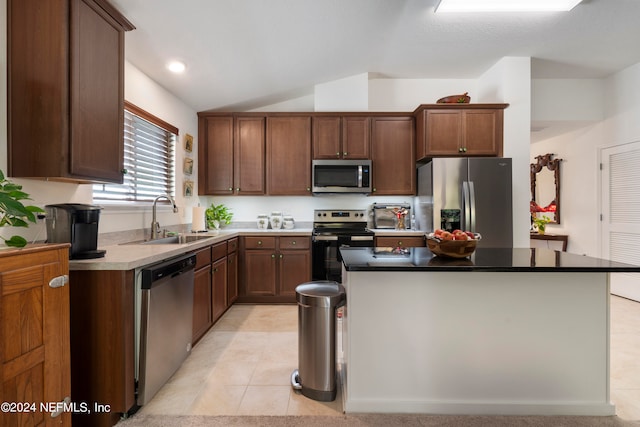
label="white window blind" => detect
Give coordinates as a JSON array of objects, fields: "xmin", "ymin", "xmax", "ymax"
[{"xmin": 93, "ymin": 105, "xmax": 177, "ymax": 203}]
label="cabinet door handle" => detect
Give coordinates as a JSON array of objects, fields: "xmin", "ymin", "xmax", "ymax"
[
  {"xmin": 121, "ymin": 169, "xmax": 128, "ymax": 175},
  {"xmin": 291, "ymin": 241, "xmax": 296, "ymax": 245},
  {"xmin": 336, "ymin": 152, "xmax": 340, "ymax": 157},
  {"xmin": 236, "ymin": 188, "xmax": 240, "ymax": 191},
  {"xmin": 228, "ymin": 187, "xmax": 233, "ymax": 191},
  {"xmin": 258, "ymin": 240, "xmax": 262, "ymax": 245},
  {"xmin": 343, "ymin": 152, "xmax": 348, "ymax": 156},
  {"xmin": 458, "ymin": 147, "xmax": 463, "ymax": 153},
  {"xmin": 271, "ymin": 254, "xmax": 276, "ymax": 259},
  {"xmin": 49, "ymin": 275, "xmax": 69, "ymax": 288},
  {"xmin": 279, "ymin": 254, "xmax": 283, "ymax": 259},
  {"xmin": 51, "ymin": 397, "xmax": 71, "ymax": 418},
  {"xmin": 398, "ymin": 241, "xmax": 403, "ymax": 246},
  {"xmin": 462, "ymin": 147, "xmax": 467, "ymax": 152},
  {"xmin": 306, "ymin": 187, "xmax": 311, "ymax": 191}
]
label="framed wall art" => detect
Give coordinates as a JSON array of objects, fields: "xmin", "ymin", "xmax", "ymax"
[
  {"xmin": 183, "ymin": 157, "xmax": 194, "ymax": 175},
  {"xmin": 184, "ymin": 133, "xmax": 194, "ymax": 152},
  {"xmin": 184, "ymin": 180, "xmax": 194, "ymax": 197}
]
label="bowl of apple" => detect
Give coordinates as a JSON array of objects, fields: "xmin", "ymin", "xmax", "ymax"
[{"xmin": 426, "ymin": 229, "xmax": 481, "ymax": 259}]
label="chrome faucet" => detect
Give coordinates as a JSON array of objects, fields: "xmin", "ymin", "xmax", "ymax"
[{"xmin": 150, "ymin": 194, "xmax": 179, "ymax": 240}]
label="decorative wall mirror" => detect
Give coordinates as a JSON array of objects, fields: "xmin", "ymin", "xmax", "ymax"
[{"xmin": 530, "ymin": 153, "xmax": 562, "ymax": 224}]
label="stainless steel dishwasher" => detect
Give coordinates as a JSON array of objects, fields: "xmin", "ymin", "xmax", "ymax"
[{"xmin": 137, "ymin": 253, "xmax": 196, "ymax": 406}]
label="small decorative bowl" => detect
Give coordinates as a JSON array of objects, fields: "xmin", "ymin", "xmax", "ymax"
[
  {"xmin": 436, "ymin": 92, "xmax": 471, "ymax": 104},
  {"xmin": 426, "ymin": 233, "xmax": 480, "ymax": 259}
]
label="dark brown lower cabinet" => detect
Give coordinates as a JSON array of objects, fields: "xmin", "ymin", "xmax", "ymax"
[
  {"xmin": 375, "ymin": 236, "xmax": 426, "ymax": 247},
  {"xmin": 69, "ymin": 269, "xmax": 135, "ymax": 427},
  {"xmin": 212, "ymin": 256, "xmax": 228, "ymax": 322},
  {"xmin": 238, "ymin": 236, "xmax": 311, "ymax": 303},
  {"xmin": 227, "ymin": 250, "xmax": 238, "ymax": 305},
  {"xmin": 192, "ymin": 245, "xmax": 213, "ymax": 344},
  {"xmin": 193, "ymin": 238, "xmax": 237, "ymax": 344}
]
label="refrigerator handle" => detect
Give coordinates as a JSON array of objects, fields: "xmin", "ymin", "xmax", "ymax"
[
  {"xmin": 462, "ymin": 181, "xmax": 471, "ymax": 230},
  {"xmin": 468, "ymin": 181, "xmax": 477, "ymax": 231}
]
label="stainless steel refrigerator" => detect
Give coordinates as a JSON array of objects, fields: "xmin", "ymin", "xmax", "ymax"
[{"xmin": 415, "ymin": 158, "xmax": 513, "ymax": 248}]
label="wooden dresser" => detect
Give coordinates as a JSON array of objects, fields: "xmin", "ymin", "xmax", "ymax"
[{"xmin": 0, "ymin": 244, "xmax": 71, "ymax": 427}]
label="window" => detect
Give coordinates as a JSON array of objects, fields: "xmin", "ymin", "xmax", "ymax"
[{"xmin": 93, "ymin": 102, "xmax": 178, "ymax": 203}]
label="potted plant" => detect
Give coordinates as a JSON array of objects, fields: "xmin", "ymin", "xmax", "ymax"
[
  {"xmin": 532, "ymin": 215, "xmax": 551, "ymax": 235},
  {"xmin": 205, "ymin": 203, "xmax": 233, "ymax": 230},
  {"xmin": 0, "ymin": 170, "xmax": 45, "ymax": 247}
]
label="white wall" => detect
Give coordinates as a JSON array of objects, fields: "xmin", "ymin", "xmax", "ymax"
[
  {"xmin": 532, "ymin": 79, "xmax": 604, "ymax": 123},
  {"xmin": 603, "ymin": 62, "xmax": 640, "ymax": 147},
  {"xmin": 368, "ymin": 78, "xmax": 477, "ymax": 111},
  {"xmin": 530, "ymin": 61, "xmax": 640, "ymax": 256},
  {"xmin": 530, "ymin": 124, "xmax": 604, "ymax": 256},
  {"xmin": 314, "ymin": 73, "xmax": 370, "ymax": 111}
]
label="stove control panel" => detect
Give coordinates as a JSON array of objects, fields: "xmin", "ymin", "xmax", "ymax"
[{"xmin": 314, "ymin": 209, "xmax": 367, "ymax": 222}]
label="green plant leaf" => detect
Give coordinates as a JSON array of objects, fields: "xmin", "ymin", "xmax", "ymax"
[
  {"xmin": 4, "ymin": 235, "xmax": 28, "ymax": 248},
  {"xmin": 26, "ymin": 205, "xmax": 45, "ymax": 213},
  {"xmin": 8, "ymin": 218, "xmax": 29, "ymax": 228}
]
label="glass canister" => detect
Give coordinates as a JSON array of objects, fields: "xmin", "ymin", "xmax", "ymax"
[
  {"xmin": 269, "ymin": 211, "xmax": 283, "ymax": 229},
  {"xmin": 257, "ymin": 214, "xmax": 269, "ymax": 230}
]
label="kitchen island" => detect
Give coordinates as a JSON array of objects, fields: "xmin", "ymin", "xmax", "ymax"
[{"xmin": 339, "ymin": 247, "xmax": 640, "ymax": 416}]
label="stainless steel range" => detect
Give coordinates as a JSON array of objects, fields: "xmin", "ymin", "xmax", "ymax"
[{"xmin": 312, "ymin": 209, "xmax": 374, "ymax": 283}]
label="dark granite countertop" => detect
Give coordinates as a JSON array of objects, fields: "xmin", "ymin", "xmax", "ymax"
[{"xmin": 340, "ymin": 247, "xmax": 640, "ymax": 273}]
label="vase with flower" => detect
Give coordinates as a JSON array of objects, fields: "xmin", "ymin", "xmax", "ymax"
[{"xmin": 532, "ymin": 215, "xmax": 551, "ymax": 235}]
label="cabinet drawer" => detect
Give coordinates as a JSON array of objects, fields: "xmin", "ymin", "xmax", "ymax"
[
  {"xmin": 375, "ymin": 236, "xmax": 425, "ymax": 247},
  {"xmin": 244, "ymin": 236, "xmax": 276, "ymax": 249},
  {"xmin": 227, "ymin": 237, "xmax": 239, "ymax": 253},
  {"xmin": 279, "ymin": 236, "xmax": 310, "ymax": 250},
  {"xmin": 195, "ymin": 246, "xmax": 212, "ymax": 269},
  {"xmin": 212, "ymin": 241, "xmax": 227, "ymax": 261}
]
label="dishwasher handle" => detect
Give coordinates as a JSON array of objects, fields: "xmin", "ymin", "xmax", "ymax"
[{"xmin": 141, "ymin": 254, "xmax": 196, "ymax": 289}]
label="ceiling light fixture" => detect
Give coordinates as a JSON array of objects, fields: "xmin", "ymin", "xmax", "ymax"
[
  {"xmin": 435, "ymin": 0, "xmax": 584, "ymax": 13},
  {"xmin": 166, "ymin": 61, "xmax": 186, "ymax": 73}
]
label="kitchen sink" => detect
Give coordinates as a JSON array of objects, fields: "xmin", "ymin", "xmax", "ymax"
[{"xmin": 121, "ymin": 235, "xmax": 215, "ymax": 245}]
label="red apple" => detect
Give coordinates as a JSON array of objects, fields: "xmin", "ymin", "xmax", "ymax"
[{"xmin": 440, "ymin": 231, "xmax": 454, "ymax": 240}]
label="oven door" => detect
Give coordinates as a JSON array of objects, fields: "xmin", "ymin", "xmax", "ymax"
[{"xmin": 312, "ymin": 234, "xmax": 374, "ymax": 282}]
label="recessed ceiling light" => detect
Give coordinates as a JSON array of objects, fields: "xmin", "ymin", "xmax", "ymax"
[
  {"xmin": 167, "ymin": 61, "xmax": 186, "ymax": 73},
  {"xmin": 435, "ymin": 0, "xmax": 584, "ymax": 13}
]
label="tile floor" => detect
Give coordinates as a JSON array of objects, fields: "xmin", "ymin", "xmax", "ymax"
[
  {"xmin": 138, "ymin": 296, "xmax": 640, "ymax": 420},
  {"xmin": 138, "ymin": 304, "xmax": 342, "ymax": 416}
]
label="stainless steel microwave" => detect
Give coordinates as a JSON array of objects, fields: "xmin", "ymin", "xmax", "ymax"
[{"xmin": 312, "ymin": 159, "xmax": 372, "ymax": 194}]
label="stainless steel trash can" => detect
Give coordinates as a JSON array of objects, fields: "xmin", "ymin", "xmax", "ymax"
[{"xmin": 291, "ymin": 280, "xmax": 346, "ymax": 401}]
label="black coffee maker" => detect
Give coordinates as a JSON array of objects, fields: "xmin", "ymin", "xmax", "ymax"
[{"xmin": 45, "ymin": 204, "xmax": 106, "ymax": 259}]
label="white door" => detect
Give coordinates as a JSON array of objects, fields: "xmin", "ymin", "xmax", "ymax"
[{"xmin": 601, "ymin": 141, "xmax": 640, "ymax": 302}]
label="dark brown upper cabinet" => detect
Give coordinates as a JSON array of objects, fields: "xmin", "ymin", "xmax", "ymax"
[
  {"xmin": 198, "ymin": 115, "xmax": 266, "ymax": 195},
  {"xmin": 267, "ymin": 116, "xmax": 312, "ymax": 195},
  {"xmin": 312, "ymin": 116, "xmax": 370, "ymax": 160},
  {"xmin": 371, "ymin": 116, "xmax": 416, "ymax": 196},
  {"xmin": 7, "ymin": 0, "xmax": 134, "ymax": 183},
  {"xmin": 414, "ymin": 104, "xmax": 508, "ymax": 161}
]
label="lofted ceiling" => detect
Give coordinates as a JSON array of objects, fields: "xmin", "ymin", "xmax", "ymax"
[{"xmin": 110, "ymin": 0, "xmax": 640, "ymax": 113}]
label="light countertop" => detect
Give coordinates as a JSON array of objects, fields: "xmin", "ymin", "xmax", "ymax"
[{"xmin": 70, "ymin": 228, "xmax": 312, "ymax": 271}]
